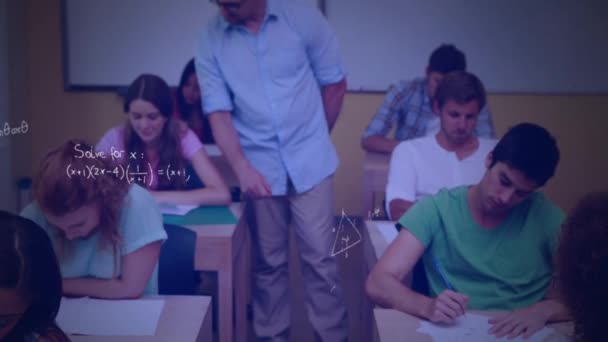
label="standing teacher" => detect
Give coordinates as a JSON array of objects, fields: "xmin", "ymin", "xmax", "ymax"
[{"xmin": 196, "ymin": 0, "xmax": 349, "ymax": 341}]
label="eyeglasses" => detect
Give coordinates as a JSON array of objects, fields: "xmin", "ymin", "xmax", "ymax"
[{"xmin": 210, "ymin": 0, "xmax": 242, "ymax": 12}]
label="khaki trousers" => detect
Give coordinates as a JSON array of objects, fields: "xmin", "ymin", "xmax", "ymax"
[{"xmin": 246, "ymin": 176, "xmax": 348, "ymax": 342}]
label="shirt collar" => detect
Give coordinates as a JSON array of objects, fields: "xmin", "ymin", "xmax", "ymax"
[
  {"xmin": 422, "ymin": 78, "xmax": 432, "ymax": 107},
  {"xmin": 218, "ymin": 0, "xmax": 280, "ymax": 31}
]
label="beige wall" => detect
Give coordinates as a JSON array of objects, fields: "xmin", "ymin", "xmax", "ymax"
[{"xmin": 12, "ymin": 0, "xmax": 608, "ymax": 215}]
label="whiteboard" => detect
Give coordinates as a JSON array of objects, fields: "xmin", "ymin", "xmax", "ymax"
[
  {"xmin": 62, "ymin": 0, "xmax": 320, "ymax": 90},
  {"xmin": 325, "ymin": 0, "xmax": 608, "ymax": 93}
]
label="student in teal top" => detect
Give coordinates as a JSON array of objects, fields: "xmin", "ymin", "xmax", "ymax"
[
  {"xmin": 366, "ymin": 123, "xmax": 571, "ymax": 339},
  {"xmin": 21, "ymin": 140, "xmax": 167, "ymax": 299}
]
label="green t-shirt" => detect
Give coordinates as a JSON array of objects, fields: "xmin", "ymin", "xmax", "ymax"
[
  {"xmin": 21, "ymin": 184, "xmax": 167, "ymax": 295},
  {"xmin": 399, "ymin": 186, "xmax": 565, "ymax": 310}
]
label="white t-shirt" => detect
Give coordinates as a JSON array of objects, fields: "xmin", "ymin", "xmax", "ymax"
[{"xmin": 385, "ymin": 135, "xmax": 497, "ymax": 220}]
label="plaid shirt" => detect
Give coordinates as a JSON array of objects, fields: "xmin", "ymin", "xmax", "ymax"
[{"xmin": 362, "ymin": 78, "xmax": 495, "ymax": 140}]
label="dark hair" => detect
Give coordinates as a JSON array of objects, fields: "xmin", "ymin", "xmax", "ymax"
[
  {"xmin": 0, "ymin": 211, "xmax": 69, "ymax": 342},
  {"xmin": 176, "ymin": 58, "xmax": 214, "ymax": 144},
  {"xmin": 557, "ymin": 192, "xmax": 608, "ymax": 342},
  {"xmin": 177, "ymin": 58, "xmax": 198, "ymax": 121},
  {"xmin": 434, "ymin": 71, "xmax": 486, "ymax": 110},
  {"xmin": 490, "ymin": 123, "xmax": 559, "ymax": 187},
  {"xmin": 123, "ymin": 74, "xmax": 185, "ymax": 190},
  {"xmin": 428, "ymin": 44, "xmax": 466, "ymax": 74}
]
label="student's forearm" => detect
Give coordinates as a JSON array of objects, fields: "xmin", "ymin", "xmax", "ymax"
[
  {"xmin": 322, "ymin": 78, "xmax": 347, "ymax": 132},
  {"xmin": 63, "ymin": 277, "xmax": 143, "ymax": 299},
  {"xmin": 366, "ymin": 271, "xmax": 432, "ymax": 319},
  {"xmin": 151, "ymin": 188, "xmax": 231, "ymax": 206},
  {"xmin": 208, "ymin": 112, "xmax": 250, "ymax": 173},
  {"xmin": 529, "ymin": 299, "xmax": 571, "ymax": 323},
  {"xmin": 361, "ymin": 135, "xmax": 400, "ymax": 154}
]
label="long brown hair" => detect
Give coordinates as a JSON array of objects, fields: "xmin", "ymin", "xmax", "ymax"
[
  {"xmin": 557, "ymin": 192, "xmax": 608, "ymax": 342},
  {"xmin": 32, "ymin": 139, "xmax": 129, "ymax": 273},
  {"xmin": 123, "ymin": 74, "xmax": 186, "ymax": 190}
]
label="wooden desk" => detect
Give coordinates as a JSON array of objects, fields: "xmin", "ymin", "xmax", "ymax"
[
  {"xmin": 183, "ymin": 203, "xmax": 249, "ymax": 342},
  {"xmin": 362, "ymin": 152, "xmax": 391, "ymax": 218},
  {"xmin": 361, "ymin": 220, "xmax": 402, "ymax": 342},
  {"xmin": 70, "ymin": 296, "xmax": 212, "ymax": 342},
  {"xmin": 374, "ymin": 308, "xmax": 573, "ymax": 342}
]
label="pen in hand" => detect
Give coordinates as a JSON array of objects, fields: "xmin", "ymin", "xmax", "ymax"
[{"xmin": 433, "ymin": 257, "xmax": 467, "ymax": 317}]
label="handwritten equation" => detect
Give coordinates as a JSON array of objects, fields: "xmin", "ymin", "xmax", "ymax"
[
  {"xmin": 66, "ymin": 163, "xmax": 191, "ymax": 187},
  {"xmin": 0, "ymin": 121, "xmax": 29, "ymax": 137}
]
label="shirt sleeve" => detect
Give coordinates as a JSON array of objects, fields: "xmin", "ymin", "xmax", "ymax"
[
  {"xmin": 195, "ymin": 24, "xmax": 234, "ymax": 115},
  {"xmin": 474, "ymin": 105, "xmax": 496, "ymax": 138},
  {"xmin": 20, "ymin": 203, "xmax": 62, "ymax": 250},
  {"xmin": 385, "ymin": 141, "xmax": 417, "ymax": 220},
  {"xmin": 291, "ymin": 3, "xmax": 345, "ymax": 85},
  {"xmin": 398, "ymin": 193, "xmax": 442, "ymax": 248},
  {"xmin": 362, "ymin": 83, "xmax": 407, "ymax": 139},
  {"xmin": 119, "ymin": 185, "xmax": 168, "ymax": 255},
  {"xmin": 180, "ymin": 128, "xmax": 204, "ymax": 160}
]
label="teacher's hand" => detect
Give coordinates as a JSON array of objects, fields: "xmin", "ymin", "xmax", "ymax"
[{"xmin": 235, "ymin": 162, "xmax": 272, "ymax": 198}]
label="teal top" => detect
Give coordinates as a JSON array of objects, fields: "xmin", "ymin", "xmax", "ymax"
[
  {"xmin": 21, "ymin": 185, "xmax": 167, "ymax": 295},
  {"xmin": 399, "ymin": 186, "xmax": 565, "ymax": 310}
]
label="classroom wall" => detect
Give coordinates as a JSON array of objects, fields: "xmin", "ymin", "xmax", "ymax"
[
  {"xmin": 0, "ymin": 0, "xmax": 12, "ymax": 211},
  {"xmin": 12, "ymin": 0, "xmax": 608, "ymax": 216}
]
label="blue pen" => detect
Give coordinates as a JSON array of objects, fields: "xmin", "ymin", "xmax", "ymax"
[
  {"xmin": 433, "ymin": 257, "xmax": 455, "ymax": 290},
  {"xmin": 433, "ymin": 257, "xmax": 466, "ymax": 316}
]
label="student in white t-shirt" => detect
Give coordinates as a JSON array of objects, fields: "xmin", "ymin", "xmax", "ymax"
[{"xmin": 386, "ymin": 71, "xmax": 497, "ymax": 221}]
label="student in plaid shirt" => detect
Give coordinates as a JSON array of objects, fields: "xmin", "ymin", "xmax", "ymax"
[{"xmin": 361, "ymin": 44, "xmax": 495, "ymax": 154}]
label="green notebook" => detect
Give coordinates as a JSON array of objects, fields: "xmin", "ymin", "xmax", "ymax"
[{"xmin": 163, "ymin": 205, "xmax": 237, "ymax": 226}]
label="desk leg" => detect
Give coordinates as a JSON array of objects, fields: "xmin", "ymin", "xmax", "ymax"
[
  {"xmin": 219, "ymin": 264, "xmax": 233, "ymax": 342},
  {"xmin": 362, "ymin": 170, "xmax": 373, "ymax": 217},
  {"xmin": 361, "ymin": 226, "xmax": 376, "ymax": 342},
  {"xmin": 234, "ymin": 238, "xmax": 248, "ymax": 342}
]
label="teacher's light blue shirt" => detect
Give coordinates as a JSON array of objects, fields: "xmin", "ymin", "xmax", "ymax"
[{"xmin": 196, "ymin": 0, "xmax": 346, "ymax": 195}]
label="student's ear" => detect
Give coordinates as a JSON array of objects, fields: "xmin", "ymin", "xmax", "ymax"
[
  {"xmin": 432, "ymin": 100, "xmax": 439, "ymax": 115},
  {"xmin": 425, "ymin": 66, "xmax": 431, "ymax": 78},
  {"xmin": 485, "ymin": 152, "xmax": 493, "ymax": 169}
]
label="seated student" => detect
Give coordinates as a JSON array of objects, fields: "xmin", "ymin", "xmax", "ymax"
[
  {"xmin": 21, "ymin": 140, "xmax": 168, "ymax": 299},
  {"xmin": 175, "ymin": 58, "xmax": 215, "ymax": 144},
  {"xmin": 366, "ymin": 123, "xmax": 570, "ymax": 339},
  {"xmin": 557, "ymin": 192, "xmax": 608, "ymax": 342},
  {"xmin": 96, "ymin": 73, "xmax": 230, "ymax": 206},
  {"xmin": 0, "ymin": 211, "xmax": 69, "ymax": 342},
  {"xmin": 361, "ymin": 44, "xmax": 495, "ymax": 154},
  {"xmin": 386, "ymin": 71, "xmax": 497, "ymax": 220}
]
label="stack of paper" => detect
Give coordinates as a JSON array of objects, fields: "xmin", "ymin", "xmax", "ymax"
[
  {"xmin": 376, "ymin": 221, "xmax": 399, "ymax": 244},
  {"xmin": 56, "ymin": 297, "xmax": 164, "ymax": 336},
  {"xmin": 158, "ymin": 203, "xmax": 197, "ymax": 216},
  {"xmin": 417, "ymin": 313, "xmax": 557, "ymax": 341}
]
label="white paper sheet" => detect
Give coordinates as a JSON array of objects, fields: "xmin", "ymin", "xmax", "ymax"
[
  {"xmin": 417, "ymin": 312, "xmax": 556, "ymax": 342},
  {"xmin": 56, "ymin": 297, "xmax": 165, "ymax": 336},
  {"xmin": 158, "ymin": 203, "xmax": 197, "ymax": 216},
  {"xmin": 376, "ymin": 221, "xmax": 399, "ymax": 245},
  {"xmin": 203, "ymin": 144, "xmax": 222, "ymax": 157}
]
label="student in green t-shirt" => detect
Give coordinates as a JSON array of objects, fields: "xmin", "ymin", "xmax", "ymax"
[{"xmin": 366, "ymin": 123, "xmax": 571, "ymax": 339}]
